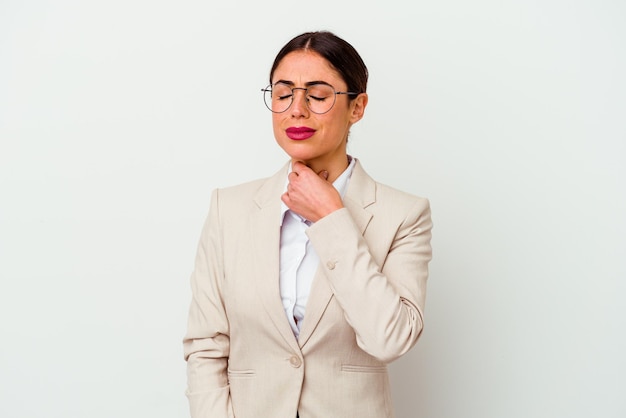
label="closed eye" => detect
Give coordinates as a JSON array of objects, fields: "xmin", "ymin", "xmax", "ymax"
[{"xmin": 308, "ymin": 95, "xmax": 328, "ymax": 102}]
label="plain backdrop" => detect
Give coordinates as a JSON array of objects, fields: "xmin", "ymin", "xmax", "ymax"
[{"xmin": 1, "ymin": 1, "xmax": 624, "ymax": 417}]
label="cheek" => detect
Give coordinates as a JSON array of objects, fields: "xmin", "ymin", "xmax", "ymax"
[
  {"xmin": 271, "ymin": 114, "xmax": 280, "ymax": 131},
  {"xmin": 319, "ymin": 114, "xmax": 344, "ymax": 135},
  {"xmin": 271, "ymin": 115, "xmax": 287, "ymax": 143}
]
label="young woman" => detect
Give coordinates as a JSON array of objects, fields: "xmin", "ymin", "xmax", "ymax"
[{"xmin": 183, "ymin": 31, "xmax": 433, "ymax": 418}]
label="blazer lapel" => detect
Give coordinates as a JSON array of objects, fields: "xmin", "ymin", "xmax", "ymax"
[
  {"xmin": 298, "ymin": 159, "xmax": 375, "ymax": 348},
  {"xmin": 297, "ymin": 266, "xmax": 332, "ymax": 348},
  {"xmin": 251, "ymin": 162, "xmax": 301, "ymax": 352}
]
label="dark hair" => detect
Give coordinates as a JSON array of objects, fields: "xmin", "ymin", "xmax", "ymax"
[{"xmin": 269, "ymin": 31, "xmax": 368, "ymax": 98}]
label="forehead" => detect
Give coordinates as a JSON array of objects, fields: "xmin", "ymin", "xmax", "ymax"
[{"xmin": 272, "ymin": 50, "xmax": 345, "ymax": 86}]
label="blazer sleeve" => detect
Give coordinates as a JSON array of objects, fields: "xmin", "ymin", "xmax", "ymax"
[
  {"xmin": 306, "ymin": 197, "xmax": 433, "ymax": 363},
  {"xmin": 183, "ymin": 189, "xmax": 235, "ymax": 418}
]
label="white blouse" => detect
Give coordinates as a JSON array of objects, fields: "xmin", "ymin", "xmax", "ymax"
[{"xmin": 278, "ymin": 156, "xmax": 356, "ymax": 337}]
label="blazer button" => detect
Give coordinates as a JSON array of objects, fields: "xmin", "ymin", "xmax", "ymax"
[
  {"xmin": 326, "ymin": 261, "xmax": 336, "ymax": 270},
  {"xmin": 289, "ymin": 355, "xmax": 302, "ymax": 368}
]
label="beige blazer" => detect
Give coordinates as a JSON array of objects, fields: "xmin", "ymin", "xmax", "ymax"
[{"xmin": 183, "ymin": 159, "xmax": 432, "ymax": 418}]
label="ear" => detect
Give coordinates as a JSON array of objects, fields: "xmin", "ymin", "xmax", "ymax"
[{"xmin": 349, "ymin": 93, "xmax": 368, "ymax": 124}]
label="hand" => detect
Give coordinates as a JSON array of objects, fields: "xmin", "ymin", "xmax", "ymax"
[{"xmin": 281, "ymin": 161, "xmax": 344, "ymax": 223}]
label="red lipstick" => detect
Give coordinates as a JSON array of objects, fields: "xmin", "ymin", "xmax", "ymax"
[{"xmin": 286, "ymin": 126, "xmax": 316, "ymax": 140}]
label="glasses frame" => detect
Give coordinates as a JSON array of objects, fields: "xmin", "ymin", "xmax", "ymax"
[{"xmin": 261, "ymin": 82, "xmax": 360, "ymax": 115}]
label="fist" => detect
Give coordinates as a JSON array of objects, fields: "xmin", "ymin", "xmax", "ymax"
[{"xmin": 281, "ymin": 161, "xmax": 344, "ymax": 222}]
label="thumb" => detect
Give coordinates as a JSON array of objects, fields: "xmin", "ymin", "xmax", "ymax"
[{"xmin": 318, "ymin": 170, "xmax": 329, "ymax": 181}]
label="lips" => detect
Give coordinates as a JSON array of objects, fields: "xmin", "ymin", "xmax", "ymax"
[{"xmin": 286, "ymin": 126, "xmax": 316, "ymax": 140}]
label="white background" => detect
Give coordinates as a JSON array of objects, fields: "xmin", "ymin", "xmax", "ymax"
[{"xmin": 1, "ymin": 1, "xmax": 624, "ymax": 417}]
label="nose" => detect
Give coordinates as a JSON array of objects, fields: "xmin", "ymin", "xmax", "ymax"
[{"xmin": 290, "ymin": 88, "xmax": 309, "ymax": 118}]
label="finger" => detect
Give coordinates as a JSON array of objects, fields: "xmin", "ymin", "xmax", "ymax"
[
  {"xmin": 318, "ymin": 170, "xmax": 329, "ymax": 180},
  {"xmin": 293, "ymin": 161, "xmax": 314, "ymax": 175}
]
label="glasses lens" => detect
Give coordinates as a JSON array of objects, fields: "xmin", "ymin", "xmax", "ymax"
[
  {"xmin": 262, "ymin": 83, "xmax": 338, "ymax": 114},
  {"xmin": 264, "ymin": 83, "xmax": 293, "ymax": 113},
  {"xmin": 306, "ymin": 84, "xmax": 336, "ymax": 114}
]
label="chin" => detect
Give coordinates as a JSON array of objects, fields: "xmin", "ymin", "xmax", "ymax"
[
  {"xmin": 284, "ymin": 151, "xmax": 317, "ymax": 163},
  {"xmin": 278, "ymin": 141, "xmax": 316, "ymax": 162}
]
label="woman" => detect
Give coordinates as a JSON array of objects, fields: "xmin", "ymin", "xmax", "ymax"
[{"xmin": 183, "ymin": 31, "xmax": 433, "ymax": 418}]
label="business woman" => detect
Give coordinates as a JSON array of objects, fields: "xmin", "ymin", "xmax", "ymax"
[{"xmin": 183, "ymin": 31, "xmax": 433, "ymax": 418}]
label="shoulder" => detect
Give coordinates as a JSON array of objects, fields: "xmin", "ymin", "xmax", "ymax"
[
  {"xmin": 214, "ymin": 177, "xmax": 269, "ymax": 203},
  {"xmin": 371, "ymin": 182, "xmax": 431, "ymax": 232},
  {"xmin": 209, "ymin": 177, "xmax": 270, "ymax": 224},
  {"xmin": 351, "ymin": 159, "xmax": 430, "ymax": 216},
  {"xmin": 208, "ymin": 162, "xmax": 288, "ymax": 216},
  {"xmin": 375, "ymin": 181, "xmax": 428, "ymax": 207}
]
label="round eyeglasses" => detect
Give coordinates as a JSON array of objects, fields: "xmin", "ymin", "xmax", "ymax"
[{"xmin": 262, "ymin": 82, "xmax": 359, "ymax": 115}]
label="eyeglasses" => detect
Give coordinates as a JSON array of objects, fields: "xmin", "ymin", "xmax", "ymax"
[{"xmin": 261, "ymin": 82, "xmax": 359, "ymax": 114}]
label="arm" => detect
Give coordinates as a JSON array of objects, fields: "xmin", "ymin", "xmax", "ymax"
[
  {"xmin": 183, "ymin": 189, "xmax": 235, "ymax": 418},
  {"xmin": 306, "ymin": 198, "xmax": 433, "ymax": 363}
]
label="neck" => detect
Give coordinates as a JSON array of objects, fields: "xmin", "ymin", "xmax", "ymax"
[{"xmin": 294, "ymin": 154, "xmax": 349, "ymax": 183}]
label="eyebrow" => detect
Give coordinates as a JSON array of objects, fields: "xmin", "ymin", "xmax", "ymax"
[{"xmin": 274, "ymin": 79, "xmax": 333, "ymax": 87}]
